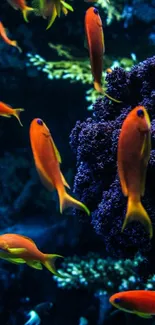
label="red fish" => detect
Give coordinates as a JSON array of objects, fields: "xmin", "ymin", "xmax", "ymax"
[
  {"xmin": 109, "ymin": 290, "xmax": 155, "ymax": 318},
  {"xmin": 0, "ymin": 101, "xmax": 24, "ymax": 126},
  {"xmin": 0, "ymin": 233, "xmax": 63, "ymax": 277},
  {"xmin": 7, "ymin": 0, "xmax": 34, "ymax": 22},
  {"xmin": 0, "ymin": 22, "xmax": 21, "ymax": 52},
  {"xmin": 29, "ymin": 118, "xmax": 90, "ymax": 215},
  {"xmin": 117, "ymin": 106, "xmax": 152, "ymax": 238},
  {"xmin": 84, "ymin": 7, "xmax": 121, "ymax": 103}
]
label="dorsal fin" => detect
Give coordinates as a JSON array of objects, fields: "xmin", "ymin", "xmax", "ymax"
[
  {"xmin": 50, "ymin": 137, "xmax": 62, "ymax": 163},
  {"xmin": 15, "ymin": 234, "xmax": 36, "ymax": 245}
]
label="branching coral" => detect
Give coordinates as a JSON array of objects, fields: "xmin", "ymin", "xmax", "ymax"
[
  {"xmin": 53, "ymin": 253, "xmax": 155, "ymax": 294},
  {"xmin": 69, "ymin": 56, "xmax": 155, "ymax": 258}
]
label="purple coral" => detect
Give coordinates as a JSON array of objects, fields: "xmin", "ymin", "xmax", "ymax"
[{"xmin": 70, "ymin": 56, "xmax": 155, "ymax": 258}]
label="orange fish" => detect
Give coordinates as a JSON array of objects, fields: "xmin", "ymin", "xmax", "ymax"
[
  {"xmin": 109, "ymin": 290, "xmax": 155, "ymax": 318},
  {"xmin": 106, "ymin": 68, "xmax": 112, "ymax": 74},
  {"xmin": 117, "ymin": 106, "xmax": 152, "ymax": 238},
  {"xmin": 29, "ymin": 118, "xmax": 90, "ymax": 215},
  {"xmin": 0, "ymin": 233, "xmax": 63, "ymax": 277},
  {"xmin": 32, "ymin": 0, "xmax": 73, "ymax": 29},
  {"xmin": 0, "ymin": 22, "xmax": 22, "ymax": 52},
  {"xmin": 0, "ymin": 101, "xmax": 24, "ymax": 126},
  {"xmin": 7, "ymin": 0, "xmax": 34, "ymax": 22},
  {"xmin": 84, "ymin": 7, "xmax": 121, "ymax": 103}
]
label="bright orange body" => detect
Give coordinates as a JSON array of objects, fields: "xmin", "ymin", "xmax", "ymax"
[
  {"xmin": 110, "ymin": 290, "xmax": 155, "ymax": 316},
  {"xmin": 117, "ymin": 106, "xmax": 150, "ymax": 201},
  {"xmin": 85, "ymin": 7, "xmax": 104, "ymax": 87},
  {"xmin": 117, "ymin": 106, "xmax": 152, "ymax": 237},
  {"xmin": 29, "ymin": 118, "xmax": 90, "ymax": 215},
  {"xmin": 0, "ymin": 22, "xmax": 13, "ymax": 47},
  {"xmin": 0, "ymin": 233, "xmax": 45, "ymax": 262},
  {"xmin": 30, "ymin": 118, "xmax": 63, "ymax": 192},
  {"xmin": 0, "ymin": 102, "xmax": 15, "ymax": 116}
]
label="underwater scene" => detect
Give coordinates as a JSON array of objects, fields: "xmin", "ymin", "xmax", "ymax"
[{"xmin": 1, "ymin": 0, "xmax": 155, "ymax": 324}]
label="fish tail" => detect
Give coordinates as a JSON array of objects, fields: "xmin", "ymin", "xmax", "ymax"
[
  {"xmin": 122, "ymin": 196, "xmax": 153, "ymax": 239},
  {"xmin": 13, "ymin": 108, "xmax": 24, "ymax": 126},
  {"xmin": 46, "ymin": 6, "xmax": 57, "ymax": 30},
  {"xmin": 58, "ymin": 186, "xmax": 90, "ymax": 215},
  {"xmin": 94, "ymin": 81, "xmax": 122, "ymax": 103},
  {"xmin": 11, "ymin": 41, "xmax": 22, "ymax": 53},
  {"xmin": 60, "ymin": 1, "xmax": 74, "ymax": 12},
  {"xmin": 22, "ymin": 6, "xmax": 34, "ymax": 22},
  {"xmin": 44, "ymin": 254, "xmax": 64, "ymax": 277}
]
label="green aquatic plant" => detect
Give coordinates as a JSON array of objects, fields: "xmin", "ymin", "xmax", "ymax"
[
  {"xmin": 26, "ymin": 44, "xmax": 137, "ymax": 110},
  {"xmin": 96, "ymin": 0, "xmax": 125, "ymax": 25}
]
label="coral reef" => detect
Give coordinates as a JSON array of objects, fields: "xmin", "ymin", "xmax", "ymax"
[
  {"xmin": 53, "ymin": 252, "xmax": 154, "ymax": 293},
  {"xmin": 69, "ymin": 56, "xmax": 155, "ymax": 258}
]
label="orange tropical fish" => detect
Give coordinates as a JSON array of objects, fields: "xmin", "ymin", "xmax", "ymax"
[
  {"xmin": 29, "ymin": 118, "xmax": 90, "ymax": 215},
  {"xmin": 0, "ymin": 101, "xmax": 24, "ymax": 126},
  {"xmin": 32, "ymin": 0, "xmax": 73, "ymax": 29},
  {"xmin": 0, "ymin": 22, "xmax": 22, "ymax": 52},
  {"xmin": 0, "ymin": 233, "xmax": 63, "ymax": 277},
  {"xmin": 117, "ymin": 106, "xmax": 152, "ymax": 238},
  {"xmin": 7, "ymin": 0, "xmax": 34, "ymax": 22},
  {"xmin": 84, "ymin": 7, "xmax": 121, "ymax": 103},
  {"xmin": 109, "ymin": 290, "xmax": 155, "ymax": 318}
]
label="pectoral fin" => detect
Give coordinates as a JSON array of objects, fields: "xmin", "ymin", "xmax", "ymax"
[
  {"xmin": 26, "ymin": 260, "xmax": 43, "ymax": 270},
  {"xmin": 140, "ymin": 132, "xmax": 151, "ymax": 196},
  {"xmin": 141, "ymin": 134, "xmax": 146, "ymax": 157},
  {"xmin": 7, "ymin": 248, "xmax": 27, "ymax": 254},
  {"xmin": 50, "ymin": 136, "xmax": 62, "ymax": 163}
]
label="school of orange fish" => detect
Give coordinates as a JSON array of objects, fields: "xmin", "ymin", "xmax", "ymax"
[{"xmin": 0, "ymin": 0, "xmax": 155, "ymax": 319}]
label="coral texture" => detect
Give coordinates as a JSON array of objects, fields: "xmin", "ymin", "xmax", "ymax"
[
  {"xmin": 69, "ymin": 56, "xmax": 155, "ymax": 258},
  {"xmin": 53, "ymin": 253, "xmax": 155, "ymax": 293}
]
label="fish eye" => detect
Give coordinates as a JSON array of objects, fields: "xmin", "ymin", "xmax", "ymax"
[
  {"xmin": 93, "ymin": 8, "xmax": 98, "ymax": 14},
  {"xmin": 114, "ymin": 298, "xmax": 121, "ymax": 304},
  {"xmin": 137, "ymin": 109, "xmax": 144, "ymax": 118},
  {"xmin": 37, "ymin": 119, "xmax": 43, "ymax": 126}
]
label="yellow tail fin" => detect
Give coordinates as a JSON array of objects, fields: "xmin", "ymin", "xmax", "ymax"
[
  {"xmin": 11, "ymin": 41, "xmax": 22, "ymax": 53},
  {"xmin": 94, "ymin": 81, "xmax": 122, "ymax": 103},
  {"xmin": 122, "ymin": 197, "xmax": 153, "ymax": 239},
  {"xmin": 44, "ymin": 254, "xmax": 64, "ymax": 277},
  {"xmin": 22, "ymin": 6, "xmax": 34, "ymax": 22},
  {"xmin": 46, "ymin": 6, "xmax": 57, "ymax": 30},
  {"xmin": 13, "ymin": 108, "xmax": 24, "ymax": 126},
  {"xmin": 58, "ymin": 187, "xmax": 90, "ymax": 215}
]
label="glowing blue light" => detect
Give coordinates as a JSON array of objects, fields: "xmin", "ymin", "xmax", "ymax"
[{"xmin": 24, "ymin": 310, "xmax": 41, "ymax": 325}]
